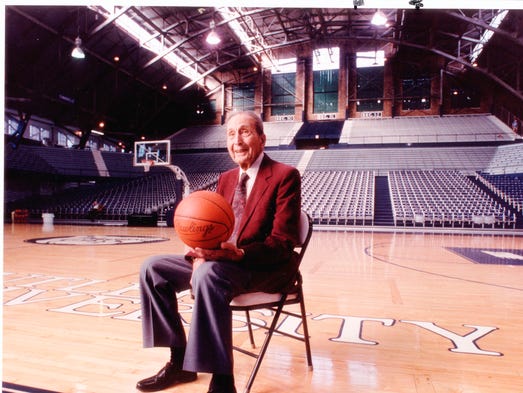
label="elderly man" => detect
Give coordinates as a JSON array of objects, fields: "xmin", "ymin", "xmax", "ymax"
[{"xmin": 137, "ymin": 111, "xmax": 302, "ymax": 393}]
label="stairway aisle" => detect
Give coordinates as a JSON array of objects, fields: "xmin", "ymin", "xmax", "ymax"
[{"xmin": 374, "ymin": 176, "xmax": 395, "ymax": 226}]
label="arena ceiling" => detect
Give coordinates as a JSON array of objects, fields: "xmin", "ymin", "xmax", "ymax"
[{"xmin": 4, "ymin": 4, "xmax": 523, "ymax": 142}]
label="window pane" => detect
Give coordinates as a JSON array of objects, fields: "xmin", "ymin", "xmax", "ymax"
[
  {"xmin": 29, "ymin": 125, "xmax": 40, "ymax": 140},
  {"xmin": 314, "ymin": 69, "xmax": 338, "ymax": 93},
  {"xmin": 357, "ymin": 67, "xmax": 384, "ymax": 112},
  {"xmin": 272, "ymin": 73, "xmax": 296, "ymax": 116},
  {"xmin": 313, "ymin": 70, "xmax": 338, "ymax": 113},
  {"xmin": 6, "ymin": 119, "xmax": 19, "ymax": 135},
  {"xmin": 232, "ymin": 83, "xmax": 255, "ymax": 111},
  {"xmin": 402, "ymin": 78, "xmax": 431, "ymax": 110},
  {"xmin": 449, "ymin": 85, "xmax": 481, "ymax": 109},
  {"xmin": 57, "ymin": 132, "xmax": 66, "ymax": 146}
]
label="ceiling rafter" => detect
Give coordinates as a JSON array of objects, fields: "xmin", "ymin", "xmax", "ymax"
[
  {"xmin": 446, "ymin": 9, "xmax": 521, "ymax": 61},
  {"xmin": 6, "ymin": 6, "xmax": 523, "ymax": 140}
]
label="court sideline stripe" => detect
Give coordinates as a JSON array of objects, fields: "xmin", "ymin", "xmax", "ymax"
[{"xmin": 364, "ymin": 242, "xmax": 523, "ymax": 292}]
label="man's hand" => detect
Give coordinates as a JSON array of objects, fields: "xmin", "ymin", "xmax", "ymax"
[
  {"xmin": 189, "ymin": 257, "xmax": 205, "ymax": 287},
  {"xmin": 187, "ymin": 243, "xmax": 244, "ymax": 292},
  {"xmin": 190, "ymin": 242, "xmax": 245, "ymax": 262}
]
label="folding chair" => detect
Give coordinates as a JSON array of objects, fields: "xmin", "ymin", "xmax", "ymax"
[{"xmin": 230, "ymin": 210, "xmax": 313, "ymax": 393}]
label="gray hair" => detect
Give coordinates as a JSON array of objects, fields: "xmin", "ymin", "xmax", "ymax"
[{"xmin": 226, "ymin": 111, "xmax": 264, "ymax": 135}]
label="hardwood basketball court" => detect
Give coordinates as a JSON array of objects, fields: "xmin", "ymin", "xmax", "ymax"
[{"xmin": 3, "ymin": 222, "xmax": 523, "ymax": 393}]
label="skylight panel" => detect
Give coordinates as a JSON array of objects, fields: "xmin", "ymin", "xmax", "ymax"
[
  {"xmin": 470, "ymin": 10, "xmax": 508, "ymax": 64},
  {"xmin": 271, "ymin": 58, "xmax": 297, "ymax": 74},
  {"xmin": 215, "ymin": 7, "xmax": 276, "ymax": 69},
  {"xmin": 91, "ymin": 6, "xmax": 210, "ymax": 89},
  {"xmin": 357, "ymin": 50, "xmax": 385, "ymax": 68},
  {"xmin": 313, "ymin": 47, "xmax": 340, "ymax": 71}
]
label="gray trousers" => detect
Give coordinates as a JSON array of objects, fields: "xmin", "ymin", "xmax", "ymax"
[{"xmin": 139, "ymin": 254, "xmax": 298, "ymax": 374}]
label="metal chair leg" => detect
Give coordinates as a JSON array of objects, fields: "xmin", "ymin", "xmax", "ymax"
[{"xmin": 243, "ymin": 298, "xmax": 286, "ymax": 393}]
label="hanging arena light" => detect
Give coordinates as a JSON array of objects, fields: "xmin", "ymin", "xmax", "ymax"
[
  {"xmin": 71, "ymin": 36, "xmax": 85, "ymax": 59},
  {"xmin": 206, "ymin": 21, "xmax": 221, "ymax": 45}
]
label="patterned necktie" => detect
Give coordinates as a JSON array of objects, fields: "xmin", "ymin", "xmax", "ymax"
[{"xmin": 231, "ymin": 172, "xmax": 249, "ymax": 243}]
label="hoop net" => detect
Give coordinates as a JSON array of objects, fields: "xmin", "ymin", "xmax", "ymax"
[{"xmin": 143, "ymin": 160, "xmax": 155, "ymax": 173}]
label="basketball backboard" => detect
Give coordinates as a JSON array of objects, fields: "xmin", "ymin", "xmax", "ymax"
[{"xmin": 134, "ymin": 140, "xmax": 171, "ymax": 167}]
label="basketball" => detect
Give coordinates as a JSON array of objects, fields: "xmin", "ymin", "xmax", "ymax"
[{"xmin": 173, "ymin": 190, "xmax": 235, "ymax": 249}]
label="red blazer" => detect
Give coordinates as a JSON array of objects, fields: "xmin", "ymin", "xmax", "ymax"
[{"xmin": 216, "ymin": 154, "xmax": 301, "ymax": 270}]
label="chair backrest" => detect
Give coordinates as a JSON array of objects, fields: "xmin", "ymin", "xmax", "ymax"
[{"xmin": 296, "ymin": 210, "xmax": 313, "ymax": 260}]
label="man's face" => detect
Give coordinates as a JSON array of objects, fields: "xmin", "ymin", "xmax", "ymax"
[{"xmin": 226, "ymin": 114, "xmax": 266, "ymax": 170}]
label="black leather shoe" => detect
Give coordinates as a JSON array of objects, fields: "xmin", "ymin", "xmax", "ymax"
[
  {"xmin": 136, "ymin": 362, "xmax": 197, "ymax": 392},
  {"xmin": 207, "ymin": 375, "xmax": 237, "ymax": 393}
]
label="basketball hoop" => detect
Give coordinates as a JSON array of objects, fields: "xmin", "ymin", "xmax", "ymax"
[{"xmin": 143, "ymin": 160, "xmax": 155, "ymax": 173}]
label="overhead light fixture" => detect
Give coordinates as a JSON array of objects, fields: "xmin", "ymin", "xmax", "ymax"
[
  {"xmin": 206, "ymin": 21, "xmax": 221, "ymax": 45},
  {"xmin": 71, "ymin": 36, "xmax": 85, "ymax": 59},
  {"xmin": 409, "ymin": 0, "xmax": 424, "ymax": 10},
  {"xmin": 372, "ymin": 10, "xmax": 387, "ymax": 26}
]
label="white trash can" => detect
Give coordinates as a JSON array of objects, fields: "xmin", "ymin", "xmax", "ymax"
[{"xmin": 42, "ymin": 213, "xmax": 55, "ymax": 225}]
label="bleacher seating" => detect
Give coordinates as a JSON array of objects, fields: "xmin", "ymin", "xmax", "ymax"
[
  {"xmin": 169, "ymin": 121, "xmax": 305, "ymax": 150},
  {"xmin": 6, "ymin": 144, "xmax": 142, "ymax": 178},
  {"xmin": 172, "ymin": 151, "xmax": 234, "ymax": 173},
  {"xmin": 169, "ymin": 124, "xmax": 226, "ymax": 150},
  {"xmin": 101, "ymin": 151, "xmax": 144, "ymax": 177},
  {"xmin": 302, "ymin": 170, "xmax": 375, "ymax": 225},
  {"xmin": 264, "ymin": 150, "xmax": 304, "ymax": 167},
  {"xmin": 483, "ymin": 144, "xmax": 523, "ymax": 174},
  {"xmin": 306, "ymin": 146, "xmax": 496, "ymax": 172},
  {"xmin": 477, "ymin": 172, "xmax": 523, "ymax": 213},
  {"xmin": 171, "ymin": 150, "xmax": 305, "ymax": 192},
  {"xmin": 24, "ymin": 145, "xmax": 100, "ymax": 177},
  {"xmin": 185, "ymin": 172, "xmax": 220, "ymax": 192},
  {"xmin": 5, "ymin": 144, "xmax": 56, "ymax": 174},
  {"xmin": 340, "ymin": 114, "xmax": 517, "ymax": 145},
  {"xmin": 44, "ymin": 167, "xmax": 180, "ymax": 221},
  {"xmin": 263, "ymin": 121, "xmax": 303, "ymax": 146},
  {"xmin": 388, "ymin": 170, "xmax": 516, "ymax": 228},
  {"xmin": 4, "ymin": 114, "xmax": 523, "ymax": 230}
]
